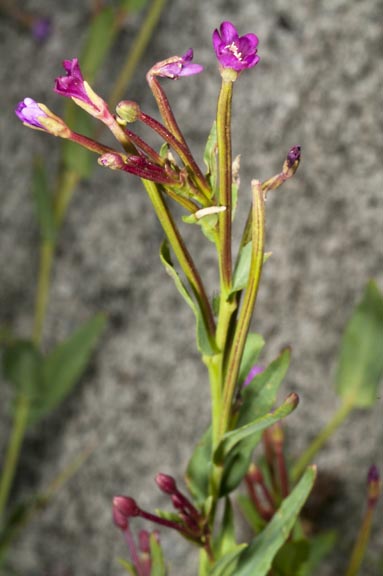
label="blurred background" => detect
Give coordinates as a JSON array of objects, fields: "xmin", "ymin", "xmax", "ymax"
[{"xmin": 0, "ymin": 0, "xmax": 382, "ymax": 574}]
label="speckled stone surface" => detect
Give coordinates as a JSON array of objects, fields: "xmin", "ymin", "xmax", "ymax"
[{"xmin": 0, "ymin": 1, "xmax": 382, "ymax": 575}]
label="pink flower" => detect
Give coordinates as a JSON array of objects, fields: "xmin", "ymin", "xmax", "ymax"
[
  {"xmin": 212, "ymin": 21, "xmax": 260, "ymax": 72},
  {"xmin": 150, "ymin": 49, "xmax": 203, "ymax": 79}
]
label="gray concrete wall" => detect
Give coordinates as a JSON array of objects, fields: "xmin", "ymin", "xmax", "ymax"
[{"xmin": 1, "ymin": 0, "xmax": 382, "ymax": 574}]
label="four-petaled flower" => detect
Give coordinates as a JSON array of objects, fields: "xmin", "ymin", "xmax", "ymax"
[
  {"xmin": 150, "ymin": 49, "xmax": 203, "ymax": 80},
  {"xmin": 212, "ymin": 21, "xmax": 260, "ymax": 72}
]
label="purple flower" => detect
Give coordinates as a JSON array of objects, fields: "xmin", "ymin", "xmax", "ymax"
[
  {"xmin": 151, "ymin": 49, "xmax": 203, "ymax": 79},
  {"xmin": 243, "ymin": 364, "xmax": 264, "ymax": 387},
  {"xmin": 31, "ymin": 17, "xmax": 52, "ymax": 42},
  {"xmin": 15, "ymin": 98, "xmax": 71, "ymax": 138},
  {"xmin": 54, "ymin": 58, "xmax": 110, "ymax": 120},
  {"xmin": 54, "ymin": 58, "xmax": 90, "ymax": 102},
  {"xmin": 212, "ymin": 21, "xmax": 260, "ymax": 72},
  {"xmin": 15, "ymin": 98, "xmax": 49, "ymax": 130}
]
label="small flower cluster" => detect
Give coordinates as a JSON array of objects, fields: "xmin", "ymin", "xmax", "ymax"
[{"xmin": 113, "ymin": 473, "xmax": 211, "ymax": 554}]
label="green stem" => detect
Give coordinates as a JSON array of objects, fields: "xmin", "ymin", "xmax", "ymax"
[
  {"xmin": 345, "ymin": 507, "xmax": 374, "ymax": 576},
  {"xmin": 142, "ymin": 180, "xmax": 215, "ymax": 339},
  {"xmin": 0, "ymin": 395, "xmax": 30, "ymax": 518},
  {"xmin": 216, "ymin": 79, "xmax": 234, "ymax": 294},
  {"xmin": 219, "ymin": 181, "xmax": 265, "ymax": 438},
  {"xmin": 292, "ymin": 401, "xmax": 353, "ymax": 481},
  {"xmin": 108, "ymin": 0, "xmax": 167, "ymax": 110}
]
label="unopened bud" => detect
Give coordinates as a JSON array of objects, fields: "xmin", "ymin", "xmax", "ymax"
[
  {"xmin": 367, "ymin": 465, "xmax": 381, "ymax": 508},
  {"xmin": 282, "ymin": 145, "xmax": 301, "ymax": 177},
  {"xmin": 113, "ymin": 496, "xmax": 140, "ymax": 530},
  {"xmin": 98, "ymin": 152, "xmax": 125, "ymax": 170},
  {"xmin": 155, "ymin": 473, "xmax": 177, "ymax": 495},
  {"xmin": 116, "ymin": 100, "xmax": 141, "ymax": 124}
]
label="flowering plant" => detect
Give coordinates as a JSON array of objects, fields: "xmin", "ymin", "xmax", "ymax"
[{"xmin": 4, "ymin": 16, "xmax": 383, "ymax": 576}]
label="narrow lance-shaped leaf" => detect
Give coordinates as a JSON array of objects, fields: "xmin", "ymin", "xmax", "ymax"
[
  {"xmin": 210, "ymin": 544, "xmax": 248, "ymax": 576},
  {"xmin": 231, "ymin": 243, "xmax": 271, "ymax": 296},
  {"xmin": 185, "ymin": 427, "xmax": 212, "ymax": 504},
  {"xmin": 335, "ymin": 280, "xmax": 383, "ymax": 408},
  {"xmin": 220, "ymin": 348, "xmax": 291, "ymax": 495},
  {"xmin": 28, "ymin": 314, "xmax": 107, "ymax": 425},
  {"xmin": 237, "ymin": 332, "xmax": 265, "ymax": 387},
  {"xmin": 235, "ymin": 466, "xmax": 317, "ymax": 576},
  {"xmin": 203, "ymin": 121, "xmax": 218, "ymax": 197},
  {"xmin": 2, "ymin": 340, "xmax": 43, "ymax": 399},
  {"xmin": 149, "ymin": 532, "xmax": 167, "ymax": 576},
  {"xmin": 159, "ymin": 240, "xmax": 216, "ymax": 356},
  {"xmin": 214, "ymin": 393, "xmax": 299, "ymax": 465},
  {"xmin": 214, "ymin": 497, "xmax": 237, "ymax": 559}
]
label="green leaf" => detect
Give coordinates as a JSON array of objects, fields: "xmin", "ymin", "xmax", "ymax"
[
  {"xmin": 80, "ymin": 7, "xmax": 117, "ymax": 81},
  {"xmin": 214, "ymin": 498, "xmax": 237, "ymax": 559},
  {"xmin": 297, "ymin": 531, "xmax": 337, "ymax": 576},
  {"xmin": 150, "ymin": 532, "xmax": 167, "ymax": 576},
  {"xmin": 185, "ymin": 427, "xmax": 212, "ymax": 504},
  {"xmin": 159, "ymin": 240, "xmax": 216, "ymax": 356},
  {"xmin": 237, "ymin": 494, "xmax": 266, "ymax": 534},
  {"xmin": 2, "ymin": 340, "xmax": 43, "ymax": 399},
  {"xmin": 119, "ymin": 0, "xmax": 150, "ymax": 12},
  {"xmin": 210, "ymin": 544, "xmax": 248, "ymax": 576},
  {"xmin": 220, "ymin": 350, "xmax": 291, "ymax": 496},
  {"xmin": 214, "ymin": 393, "xmax": 298, "ymax": 465},
  {"xmin": 335, "ymin": 281, "xmax": 383, "ymax": 407},
  {"xmin": 231, "ymin": 245, "xmax": 271, "ymax": 295},
  {"xmin": 32, "ymin": 157, "xmax": 56, "ymax": 242},
  {"xmin": 29, "ymin": 314, "xmax": 107, "ymax": 425},
  {"xmin": 238, "ymin": 332, "xmax": 265, "ymax": 387},
  {"xmin": 182, "ymin": 211, "xmax": 218, "ymax": 244},
  {"xmin": 117, "ymin": 558, "xmax": 137, "ymax": 575},
  {"xmin": 272, "ymin": 540, "xmax": 310, "ymax": 575},
  {"xmin": 238, "ymin": 348, "xmax": 291, "ymax": 427},
  {"xmin": 203, "ymin": 121, "xmax": 218, "ymax": 198},
  {"xmin": 235, "ymin": 466, "xmax": 317, "ymax": 576}
]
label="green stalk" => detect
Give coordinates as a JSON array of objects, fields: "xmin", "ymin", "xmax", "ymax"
[
  {"xmin": 216, "ymin": 79, "xmax": 233, "ymax": 294},
  {"xmin": 143, "ymin": 180, "xmax": 215, "ymax": 340},
  {"xmin": 0, "ymin": 395, "xmax": 29, "ymax": 518},
  {"xmin": 108, "ymin": 0, "xmax": 167, "ymax": 110},
  {"xmin": 219, "ymin": 181, "xmax": 265, "ymax": 437},
  {"xmin": 292, "ymin": 401, "xmax": 353, "ymax": 481},
  {"xmin": 345, "ymin": 508, "xmax": 375, "ymax": 576}
]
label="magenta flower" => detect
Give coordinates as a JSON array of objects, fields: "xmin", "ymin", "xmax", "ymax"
[
  {"xmin": 15, "ymin": 98, "xmax": 49, "ymax": 130},
  {"xmin": 212, "ymin": 21, "xmax": 260, "ymax": 72},
  {"xmin": 150, "ymin": 49, "xmax": 203, "ymax": 79},
  {"xmin": 54, "ymin": 58, "xmax": 110, "ymax": 121},
  {"xmin": 55, "ymin": 58, "xmax": 90, "ymax": 102}
]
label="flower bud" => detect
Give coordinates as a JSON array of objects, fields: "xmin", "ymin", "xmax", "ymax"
[
  {"xmin": 282, "ymin": 145, "xmax": 301, "ymax": 177},
  {"xmin": 116, "ymin": 100, "xmax": 141, "ymax": 124},
  {"xmin": 155, "ymin": 473, "xmax": 177, "ymax": 495},
  {"xmin": 113, "ymin": 496, "xmax": 140, "ymax": 530},
  {"xmin": 367, "ymin": 465, "xmax": 381, "ymax": 508}
]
